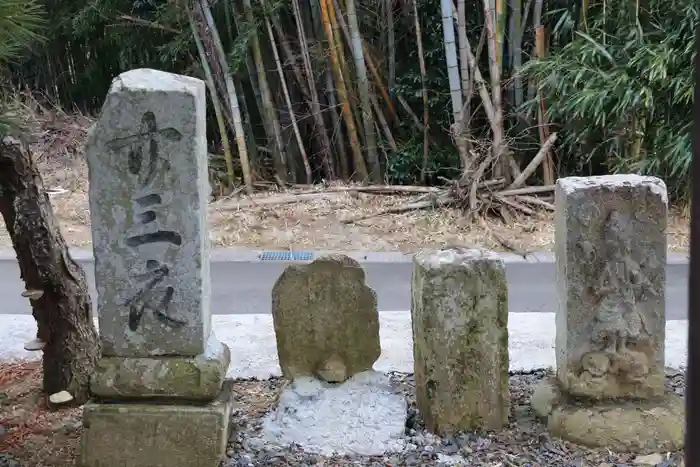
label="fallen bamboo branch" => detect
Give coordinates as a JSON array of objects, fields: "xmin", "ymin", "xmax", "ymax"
[
  {"xmin": 507, "ymin": 132, "xmax": 557, "ymax": 190},
  {"xmin": 496, "ymin": 184, "xmax": 555, "ymax": 196},
  {"xmin": 396, "ymin": 95, "xmax": 425, "ymax": 131},
  {"xmin": 340, "ymin": 194, "xmax": 453, "ymax": 224},
  {"xmin": 215, "ymin": 192, "xmax": 344, "ymax": 210},
  {"xmin": 515, "ymin": 194, "xmax": 555, "ymax": 210},
  {"xmin": 493, "ymin": 194, "xmax": 537, "ymax": 216},
  {"xmin": 477, "ymin": 215, "xmax": 530, "ymax": 258},
  {"xmin": 214, "ymin": 185, "xmax": 444, "ymax": 211}
]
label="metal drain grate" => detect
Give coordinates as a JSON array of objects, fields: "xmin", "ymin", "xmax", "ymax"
[{"xmin": 259, "ymin": 250, "xmax": 314, "ymax": 261}]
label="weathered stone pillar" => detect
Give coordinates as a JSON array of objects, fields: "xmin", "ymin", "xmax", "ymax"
[
  {"xmin": 532, "ymin": 175, "xmax": 685, "ymax": 453},
  {"xmin": 411, "ymin": 247, "xmax": 509, "ymax": 435},
  {"xmin": 81, "ymin": 68, "xmax": 233, "ymax": 467}
]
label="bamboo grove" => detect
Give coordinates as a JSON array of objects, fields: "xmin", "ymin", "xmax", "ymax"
[{"xmin": 3, "ymin": 0, "xmax": 696, "ymax": 201}]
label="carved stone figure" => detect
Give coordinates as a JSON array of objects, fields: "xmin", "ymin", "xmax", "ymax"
[
  {"xmin": 555, "ymin": 175, "xmax": 666, "ymax": 400},
  {"xmin": 589, "ymin": 210, "xmax": 655, "ymax": 356}
]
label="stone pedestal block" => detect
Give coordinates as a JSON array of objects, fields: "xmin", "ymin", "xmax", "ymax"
[
  {"xmin": 411, "ymin": 247, "xmax": 509, "ymax": 435},
  {"xmin": 81, "ymin": 381, "xmax": 234, "ymax": 467},
  {"xmin": 90, "ymin": 336, "xmax": 230, "ymax": 400},
  {"xmin": 532, "ymin": 378, "xmax": 684, "ymax": 453}
]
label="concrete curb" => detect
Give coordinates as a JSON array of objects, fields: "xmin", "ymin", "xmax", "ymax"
[{"xmin": 0, "ymin": 247, "xmax": 689, "ymax": 264}]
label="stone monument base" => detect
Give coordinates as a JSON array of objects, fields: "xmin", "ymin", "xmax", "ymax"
[
  {"xmin": 81, "ymin": 380, "xmax": 234, "ymax": 467},
  {"xmin": 532, "ymin": 378, "xmax": 684, "ymax": 453},
  {"xmin": 90, "ymin": 338, "xmax": 231, "ymax": 400}
]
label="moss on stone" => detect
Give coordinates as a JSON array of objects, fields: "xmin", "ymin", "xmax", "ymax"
[{"xmin": 411, "ymin": 248, "xmax": 509, "ymax": 435}]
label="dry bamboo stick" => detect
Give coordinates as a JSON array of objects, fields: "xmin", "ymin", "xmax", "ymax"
[
  {"xmin": 496, "ymin": 185, "xmax": 554, "ymax": 196},
  {"xmin": 507, "ymin": 132, "xmax": 557, "ymax": 189}
]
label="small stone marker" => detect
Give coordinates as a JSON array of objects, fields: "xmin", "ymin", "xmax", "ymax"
[
  {"xmin": 411, "ymin": 247, "xmax": 509, "ymax": 434},
  {"xmin": 86, "ymin": 68, "xmax": 211, "ymax": 358},
  {"xmin": 532, "ymin": 174, "xmax": 684, "ymax": 453},
  {"xmin": 271, "ymin": 254, "xmax": 380, "ymax": 383},
  {"xmin": 81, "ymin": 69, "xmax": 232, "ymax": 467}
]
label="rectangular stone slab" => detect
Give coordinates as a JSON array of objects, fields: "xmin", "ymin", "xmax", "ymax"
[
  {"xmin": 555, "ymin": 175, "xmax": 667, "ymax": 400},
  {"xmin": 81, "ymin": 380, "xmax": 234, "ymax": 467},
  {"xmin": 90, "ymin": 335, "xmax": 230, "ymax": 401},
  {"xmin": 411, "ymin": 247, "xmax": 509, "ymax": 434},
  {"xmin": 85, "ymin": 68, "xmax": 211, "ymax": 357}
]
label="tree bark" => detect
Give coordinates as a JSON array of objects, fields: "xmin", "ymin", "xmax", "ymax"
[{"xmin": 0, "ymin": 137, "xmax": 99, "ymax": 405}]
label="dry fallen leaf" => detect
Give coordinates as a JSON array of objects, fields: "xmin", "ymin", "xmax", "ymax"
[
  {"xmin": 48, "ymin": 391, "xmax": 73, "ymax": 405},
  {"xmin": 633, "ymin": 453, "xmax": 664, "ymax": 465}
]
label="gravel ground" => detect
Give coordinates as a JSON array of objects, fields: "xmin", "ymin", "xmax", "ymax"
[{"xmin": 223, "ymin": 369, "xmax": 686, "ymax": 467}]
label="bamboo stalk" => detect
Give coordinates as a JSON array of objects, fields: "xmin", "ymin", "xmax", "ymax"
[
  {"xmin": 325, "ymin": 68, "xmax": 349, "ymax": 179},
  {"xmin": 497, "ymin": 184, "xmax": 553, "ymax": 196},
  {"xmin": 187, "ymin": 6, "xmax": 235, "ymax": 192},
  {"xmin": 526, "ymin": 0, "xmax": 544, "ymax": 103},
  {"xmin": 291, "ymin": 0, "xmax": 335, "ymax": 179},
  {"xmin": 197, "ymin": 0, "xmax": 253, "ymax": 194},
  {"xmin": 455, "ymin": 0, "xmax": 473, "ymax": 175},
  {"xmin": 243, "ymin": 0, "xmax": 288, "ymax": 185},
  {"xmin": 482, "ymin": 0, "xmax": 510, "ymax": 180},
  {"xmin": 309, "ymin": 0, "xmax": 346, "ymax": 178},
  {"xmin": 319, "ymin": 0, "xmax": 369, "ymax": 180},
  {"xmin": 440, "ymin": 0, "xmax": 464, "ymax": 130},
  {"xmin": 396, "ymin": 95, "xmax": 425, "ymax": 131},
  {"xmin": 327, "ymin": 0, "xmax": 354, "ymax": 112},
  {"xmin": 509, "ymin": 0, "xmax": 524, "ymax": 108},
  {"xmin": 370, "ymin": 92, "xmax": 397, "ymax": 152},
  {"xmin": 456, "ymin": 0, "xmax": 470, "ymax": 102},
  {"xmin": 386, "ymin": 0, "xmax": 396, "ymax": 89},
  {"xmin": 412, "ymin": 0, "xmax": 431, "ymax": 183},
  {"xmin": 343, "ymin": 0, "xmax": 381, "ymax": 182},
  {"xmin": 535, "ymin": 26, "xmax": 554, "ymax": 185},
  {"xmin": 260, "ymin": 0, "xmax": 312, "ymax": 184},
  {"xmin": 331, "ymin": 16, "xmax": 398, "ymax": 125},
  {"xmin": 270, "ymin": 16, "xmax": 311, "ymax": 100},
  {"xmin": 495, "ymin": 0, "xmax": 506, "ymax": 70}
]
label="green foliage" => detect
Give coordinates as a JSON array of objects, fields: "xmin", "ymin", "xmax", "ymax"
[
  {"xmin": 0, "ymin": 0, "xmax": 45, "ymax": 62},
  {"xmin": 522, "ymin": 0, "xmax": 696, "ymax": 200},
  {"xmin": 0, "ymin": 0, "xmax": 45, "ymax": 137},
  {"xmin": 386, "ymin": 137, "xmax": 461, "ymax": 185}
]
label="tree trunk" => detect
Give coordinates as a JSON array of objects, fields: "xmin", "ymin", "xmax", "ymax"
[{"xmin": 0, "ymin": 137, "xmax": 99, "ymax": 405}]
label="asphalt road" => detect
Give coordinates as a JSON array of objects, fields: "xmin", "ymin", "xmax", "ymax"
[{"xmin": 0, "ymin": 258, "xmax": 689, "ymax": 320}]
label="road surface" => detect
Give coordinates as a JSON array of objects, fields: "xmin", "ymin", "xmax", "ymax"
[{"xmin": 0, "ymin": 256, "xmax": 689, "ymax": 319}]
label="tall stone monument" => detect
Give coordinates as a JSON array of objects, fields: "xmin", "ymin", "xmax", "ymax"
[
  {"xmin": 411, "ymin": 247, "xmax": 509, "ymax": 434},
  {"xmin": 81, "ymin": 68, "xmax": 233, "ymax": 467},
  {"xmin": 531, "ymin": 175, "xmax": 684, "ymax": 453}
]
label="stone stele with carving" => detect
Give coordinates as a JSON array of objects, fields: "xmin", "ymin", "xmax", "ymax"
[{"xmin": 566, "ymin": 210, "xmax": 665, "ymax": 400}]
